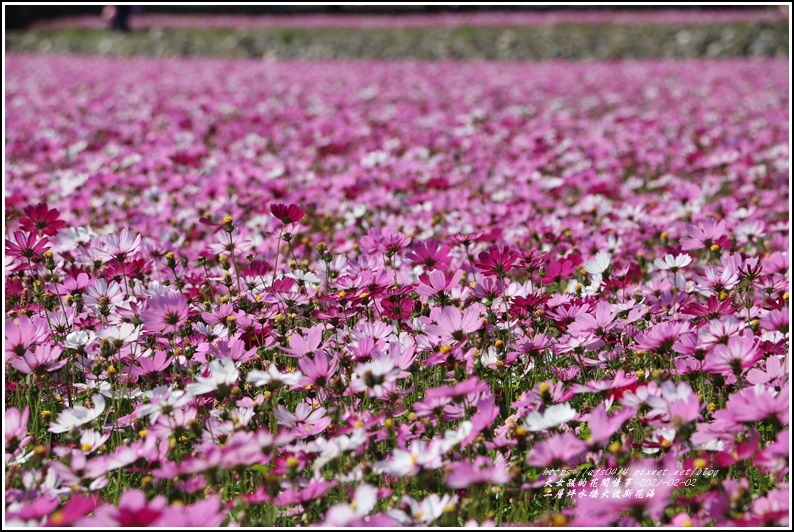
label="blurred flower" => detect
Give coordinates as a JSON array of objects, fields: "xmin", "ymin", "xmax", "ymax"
[{"xmin": 49, "ymin": 395, "xmax": 106, "ymax": 434}]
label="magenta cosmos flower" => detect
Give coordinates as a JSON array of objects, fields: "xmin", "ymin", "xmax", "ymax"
[
  {"xmin": 76, "ymin": 490, "xmax": 165, "ymax": 527},
  {"xmin": 19, "ymin": 202, "xmax": 66, "ymax": 236},
  {"xmin": 405, "ymin": 238, "xmax": 452, "ymax": 270},
  {"xmin": 270, "ymin": 202, "xmax": 305, "ymax": 224},
  {"xmin": 476, "ymin": 244, "xmax": 519, "ymax": 276}
]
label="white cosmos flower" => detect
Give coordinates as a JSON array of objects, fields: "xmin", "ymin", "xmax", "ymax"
[
  {"xmin": 186, "ymin": 359, "xmax": 239, "ymax": 397},
  {"xmin": 194, "ymin": 322, "xmax": 229, "ymax": 339},
  {"xmin": 285, "ymin": 269, "xmax": 321, "ymax": 287},
  {"xmin": 247, "ymin": 365, "xmax": 303, "ymax": 388},
  {"xmin": 653, "ymin": 253, "xmax": 692, "ymax": 271},
  {"xmin": 64, "ymin": 330, "xmax": 94, "ymax": 349},
  {"xmin": 138, "ymin": 385, "xmax": 192, "ymax": 424},
  {"xmin": 583, "ymin": 251, "xmax": 611, "ymax": 275},
  {"xmin": 309, "ymin": 428, "xmax": 368, "ymax": 471},
  {"xmin": 49, "ymin": 394, "xmax": 106, "ymax": 434},
  {"xmin": 441, "ymin": 420, "xmax": 473, "ymax": 452},
  {"xmin": 96, "ymin": 323, "xmax": 141, "ymax": 344},
  {"xmin": 324, "ymin": 483, "xmax": 378, "ymax": 526},
  {"xmin": 389, "ymin": 493, "xmax": 458, "ymax": 525},
  {"xmin": 78, "ymin": 429, "xmax": 110, "ymax": 454},
  {"xmin": 373, "ymin": 439, "xmax": 444, "ymax": 477},
  {"xmin": 523, "ymin": 403, "xmax": 577, "ymax": 432}
]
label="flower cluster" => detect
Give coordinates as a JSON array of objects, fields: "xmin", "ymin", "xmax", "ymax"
[{"xmin": 4, "ymin": 54, "xmax": 789, "ymax": 527}]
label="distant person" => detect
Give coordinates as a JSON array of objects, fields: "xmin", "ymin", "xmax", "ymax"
[{"xmin": 103, "ymin": 5, "xmax": 131, "ymax": 32}]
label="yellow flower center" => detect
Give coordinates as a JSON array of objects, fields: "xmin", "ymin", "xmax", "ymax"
[{"xmin": 551, "ymin": 513, "xmax": 567, "ymax": 527}]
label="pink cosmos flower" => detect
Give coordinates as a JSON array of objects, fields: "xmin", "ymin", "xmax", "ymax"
[
  {"xmin": 526, "ymin": 433, "xmax": 588, "ymax": 468},
  {"xmin": 7, "ymin": 496, "xmax": 60, "ymax": 524},
  {"xmin": 664, "ymin": 388, "xmax": 704, "ymax": 426},
  {"xmin": 360, "ymin": 227, "xmax": 411, "ymax": 255},
  {"xmin": 446, "ymin": 455, "xmax": 511, "ymax": 489},
  {"xmin": 697, "ymin": 316, "xmax": 746, "ymax": 349},
  {"xmin": 209, "ymin": 226, "xmax": 253, "ymax": 256},
  {"xmin": 703, "ymin": 334, "xmax": 761, "ymax": 374},
  {"xmin": 723, "ymin": 384, "xmax": 788, "ymax": 426},
  {"xmin": 746, "ymin": 355, "xmax": 786, "ymax": 387},
  {"xmin": 633, "ymin": 321, "xmax": 691, "ymax": 351},
  {"xmin": 423, "ymin": 305, "xmax": 483, "ymax": 342},
  {"xmin": 5, "ymin": 230, "xmax": 50, "ymax": 260},
  {"xmin": 130, "ymin": 350, "xmax": 173, "ymax": 376},
  {"xmin": 97, "ymin": 229, "xmax": 142, "ymax": 263},
  {"xmin": 5, "ymin": 315, "xmax": 50, "ymax": 359},
  {"xmin": 153, "ymin": 496, "xmax": 226, "ymax": 527},
  {"xmin": 541, "ymin": 258, "xmax": 577, "ymax": 284},
  {"xmin": 759, "ymin": 308, "xmax": 788, "ymax": 335},
  {"xmin": 413, "ymin": 394, "xmax": 452, "ymax": 419},
  {"xmin": 694, "ymin": 264, "xmax": 740, "ymax": 296},
  {"xmin": 746, "ymin": 487, "xmax": 789, "ymax": 526},
  {"xmin": 140, "ymin": 291, "xmax": 189, "ymax": 334},
  {"xmin": 204, "ymin": 337, "xmax": 257, "ymax": 363},
  {"xmin": 11, "ymin": 345, "xmax": 68, "ymax": 375},
  {"xmin": 298, "ymin": 350, "xmax": 338, "ymax": 387},
  {"xmin": 416, "ymin": 269, "xmax": 462, "ymax": 299},
  {"xmin": 274, "ymin": 402, "xmax": 331, "ymax": 437},
  {"xmin": 273, "ymin": 479, "xmax": 336, "ymax": 507},
  {"xmin": 567, "ymin": 300, "xmax": 619, "ymax": 337},
  {"xmin": 405, "ymin": 238, "xmax": 452, "ymax": 270},
  {"xmin": 680, "ymin": 218, "xmax": 729, "ymax": 251},
  {"xmin": 681, "ymin": 295, "xmax": 739, "ymax": 320},
  {"xmin": 5, "ymin": 406, "xmax": 31, "ymax": 455},
  {"xmin": 83, "ymin": 278, "xmax": 125, "ymax": 313},
  {"xmin": 426, "ymin": 377, "xmax": 490, "ymax": 401},
  {"xmin": 471, "ymin": 276, "xmax": 507, "ymax": 302},
  {"xmin": 753, "ymin": 429, "xmax": 789, "ymax": 478},
  {"xmin": 381, "ymin": 295, "xmax": 413, "ymax": 320},
  {"xmin": 281, "ymin": 323, "xmax": 326, "ymax": 357},
  {"xmin": 584, "ymin": 403, "xmax": 636, "ymax": 446}
]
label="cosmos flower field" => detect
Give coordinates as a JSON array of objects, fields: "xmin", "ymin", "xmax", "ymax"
[{"xmin": 4, "ymin": 55, "xmax": 790, "ymax": 526}]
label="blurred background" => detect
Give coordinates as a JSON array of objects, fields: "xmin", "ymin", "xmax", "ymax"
[
  {"xmin": 5, "ymin": 4, "xmax": 788, "ymax": 59},
  {"xmin": 6, "ymin": 4, "xmax": 784, "ymax": 29}
]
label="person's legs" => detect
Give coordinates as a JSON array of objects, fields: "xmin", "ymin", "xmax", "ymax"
[{"xmin": 113, "ymin": 5, "xmax": 130, "ymax": 32}]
